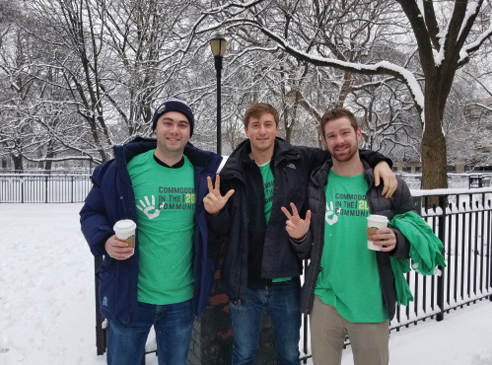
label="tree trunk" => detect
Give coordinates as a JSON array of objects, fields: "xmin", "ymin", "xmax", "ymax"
[
  {"xmin": 12, "ymin": 154, "xmax": 23, "ymax": 171},
  {"xmin": 421, "ymin": 80, "xmax": 448, "ymax": 191},
  {"xmin": 421, "ymin": 125, "xmax": 447, "ymax": 189},
  {"xmin": 44, "ymin": 142, "xmax": 55, "ymax": 171}
]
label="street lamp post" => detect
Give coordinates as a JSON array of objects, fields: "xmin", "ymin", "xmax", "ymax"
[{"xmin": 210, "ymin": 34, "xmax": 227, "ymax": 156}]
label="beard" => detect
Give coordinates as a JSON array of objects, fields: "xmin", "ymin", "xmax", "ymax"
[{"xmin": 329, "ymin": 143, "xmax": 358, "ymax": 163}]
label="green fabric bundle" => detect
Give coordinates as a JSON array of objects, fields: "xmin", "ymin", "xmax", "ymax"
[{"xmin": 388, "ymin": 211, "xmax": 446, "ymax": 306}]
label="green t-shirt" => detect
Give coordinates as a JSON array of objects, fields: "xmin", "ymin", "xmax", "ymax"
[
  {"xmin": 314, "ymin": 169, "xmax": 387, "ymax": 323},
  {"xmin": 127, "ymin": 150, "xmax": 195, "ymax": 305},
  {"xmin": 258, "ymin": 162, "xmax": 274, "ymax": 223},
  {"xmin": 258, "ymin": 161, "xmax": 290, "ymax": 283}
]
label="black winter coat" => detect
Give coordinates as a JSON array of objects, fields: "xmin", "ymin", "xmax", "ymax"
[
  {"xmin": 208, "ymin": 138, "xmax": 393, "ymax": 305},
  {"xmin": 208, "ymin": 138, "xmax": 327, "ymax": 303},
  {"xmin": 292, "ymin": 158, "xmax": 415, "ymax": 320}
]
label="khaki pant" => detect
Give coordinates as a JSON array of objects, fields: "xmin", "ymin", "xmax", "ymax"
[{"xmin": 310, "ymin": 295, "xmax": 389, "ymax": 365}]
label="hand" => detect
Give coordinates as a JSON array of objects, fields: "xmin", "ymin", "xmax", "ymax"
[
  {"xmin": 281, "ymin": 202, "xmax": 311, "ymax": 239},
  {"xmin": 371, "ymin": 227, "xmax": 397, "ymax": 252},
  {"xmin": 136, "ymin": 195, "xmax": 160, "ymax": 219},
  {"xmin": 374, "ymin": 161, "xmax": 398, "ymax": 199},
  {"xmin": 325, "ymin": 201, "xmax": 339, "ymax": 225},
  {"xmin": 105, "ymin": 235, "xmax": 134, "ymax": 260},
  {"xmin": 203, "ymin": 175, "xmax": 235, "ymax": 215}
]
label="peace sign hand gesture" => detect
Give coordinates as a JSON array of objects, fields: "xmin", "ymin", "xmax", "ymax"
[
  {"xmin": 281, "ymin": 202, "xmax": 311, "ymax": 240},
  {"xmin": 203, "ymin": 175, "xmax": 235, "ymax": 215}
]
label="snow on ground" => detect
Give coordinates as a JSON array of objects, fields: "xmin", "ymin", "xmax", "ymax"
[{"xmin": 0, "ymin": 203, "xmax": 491, "ymax": 365}]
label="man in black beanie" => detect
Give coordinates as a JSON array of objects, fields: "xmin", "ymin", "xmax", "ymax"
[
  {"xmin": 80, "ymin": 97, "xmax": 222, "ymax": 365},
  {"xmin": 151, "ymin": 97, "xmax": 195, "ymax": 136}
]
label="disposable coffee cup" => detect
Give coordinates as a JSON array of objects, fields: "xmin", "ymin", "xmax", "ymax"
[
  {"xmin": 113, "ymin": 219, "xmax": 136, "ymax": 248},
  {"xmin": 366, "ymin": 215, "xmax": 389, "ymax": 251}
]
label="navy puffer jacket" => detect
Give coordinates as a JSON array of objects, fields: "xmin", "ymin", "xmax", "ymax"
[{"xmin": 80, "ymin": 137, "xmax": 222, "ymax": 322}]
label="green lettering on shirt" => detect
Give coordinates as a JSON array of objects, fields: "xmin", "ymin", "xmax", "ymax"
[
  {"xmin": 127, "ymin": 150, "xmax": 195, "ymax": 305},
  {"xmin": 315, "ymin": 169, "xmax": 387, "ymax": 323}
]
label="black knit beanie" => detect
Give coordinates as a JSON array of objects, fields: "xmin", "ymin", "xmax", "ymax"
[{"xmin": 151, "ymin": 98, "xmax": 195, "ymax": 137}]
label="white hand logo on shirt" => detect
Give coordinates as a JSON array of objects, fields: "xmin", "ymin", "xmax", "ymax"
[
  {"xmin": 325, "ymin": 201, "xmax": 339, "ymax": 225},
  {"xmin": 136, "ymin": 195, "xmax": 161, "ymax": 219}
]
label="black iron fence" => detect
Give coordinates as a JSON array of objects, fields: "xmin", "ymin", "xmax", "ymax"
[
  {"xmin": 0, "ymin": 173, "xmax": 92, "ymax": 203},
  {"xmin": 299, "ymin": 188, "xmax": 492, "ymax": 362},
  {"xmin": 393, "ymin": 189, "xmax": 492, "ymax": 324},
  {"xmin": 469, "ymin": 174, "xmax": 491, "ymax": 188},
  {"xmin": 91, "ymin": 188, "xmax": 492, "ymax": 363},
  {"xmin": 1, "ymin": 173, "xmax": 491, "ymax": 362}
]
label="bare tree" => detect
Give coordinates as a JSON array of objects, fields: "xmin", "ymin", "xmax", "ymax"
[
  {"xmin": 448, "ymin": 59, "xmax": 492, "ymax": 169},
  {"xmin": 3, "ymin": 0, "xmax": 490, "ymax": 176},
  {"xmin": 394, "ymin": 0, "xmax": 492, "ymax": 188},
  {"xmin": 0, "ymin": 0, "xmax": 56, "ymax": 170},
  {"xmin": 201, "ymin": 0, "xmax": 492, "ymax": 189},
  {"xmin": 3, "ymin": 0, "xmax": 211, "ymax": 166}
]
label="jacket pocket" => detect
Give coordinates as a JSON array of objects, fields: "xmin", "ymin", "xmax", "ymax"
[{"xmin": 96, "ymin": 258, "xmax": 117, "ymax": 318}]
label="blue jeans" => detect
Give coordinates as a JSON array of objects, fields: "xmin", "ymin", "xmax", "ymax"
[
  {"xmin": 230, "ymin": 278, "xmax": 301, "ymax": 365},
  {"xmin": 107, "ymin": 300, "xmax": 193, "ymax": 365}
]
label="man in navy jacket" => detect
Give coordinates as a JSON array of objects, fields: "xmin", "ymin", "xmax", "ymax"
[{"xmin": 80, "ymin": 98, "xmax": 222, "ymax": 365}]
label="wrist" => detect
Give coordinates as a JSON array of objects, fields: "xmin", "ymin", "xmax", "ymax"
[{"xmin": 292, "ymin": 232, "xmax": 308, "ymax": 243}]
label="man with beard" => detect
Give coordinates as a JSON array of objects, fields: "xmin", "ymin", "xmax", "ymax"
[
  {"xmin": 204, "ymin": 103, "xmax": 398, "ymax": 365},
  {"xmin": 282, "ymin": 107, "xmax": 415, "ymax": 365}
]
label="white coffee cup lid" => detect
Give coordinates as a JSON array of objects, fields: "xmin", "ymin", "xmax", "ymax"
[
  {"xmin": 113, "ymin": 219, "xmax": 136, "ymax": 232},
  {"xmin": 367, "ymin": 214, "xmax": 389, "ymax": 223}
]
